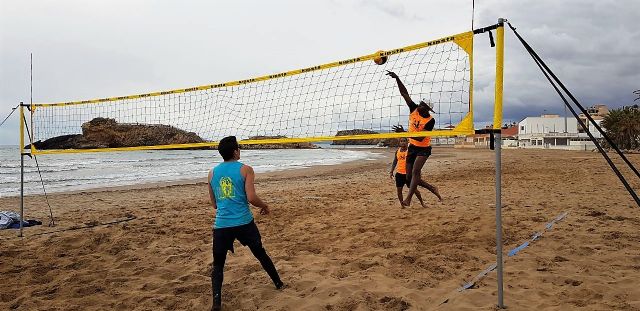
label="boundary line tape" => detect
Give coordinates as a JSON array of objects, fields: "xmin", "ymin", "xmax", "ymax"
[{"xmin": 437, "ymin": 211, "xmax": 569, "ymax": 307}]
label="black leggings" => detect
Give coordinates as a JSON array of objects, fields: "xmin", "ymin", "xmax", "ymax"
[{"xmin": 212, "ymin": 221, "xmax": 281, "ymax": 297}]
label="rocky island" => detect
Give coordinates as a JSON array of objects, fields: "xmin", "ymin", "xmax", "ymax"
[
  {"xmin": 27, "ymin": 118, "xmax": 205, "ymax": 149},
  {"xmin": 332, "ymin": 129, "xmax": 382, "ymax": 145},
  {"xmin": 241, "ymin": 136, "xmax": 317, "ymax": 149},
  {"xmin": 27, "ymin": 118, "xmax": 318, "ymax": 150}
]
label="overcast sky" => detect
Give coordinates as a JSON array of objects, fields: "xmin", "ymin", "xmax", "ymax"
[{"xmin": 1, "ymin": 0, "xmax": 639, "ymax": 145}]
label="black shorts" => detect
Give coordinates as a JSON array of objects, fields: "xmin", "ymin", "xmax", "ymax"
[
  {"xmin": 407, "ymin": 145, "xmax": 432, "ymax": 165},
  {"xmin": 213, "ymin": 220, "xmax": 262, "ymax": 255},
  {"xmin": 395, "ymin": 173, "xmax": 410, "ymax": 188}
]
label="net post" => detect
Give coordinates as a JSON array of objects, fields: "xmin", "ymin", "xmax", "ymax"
[
  {"xmin": 19, "ymin": 102, "xmax": 25, "ymax": 237},
  {"xmin": 30, "ymin": 53, "xmax": 35, "ymax": 155},
  {"xmin": 493, "ymin": 19, "xmax": 505, "ymax": 131},
  {"xmin": 494, "ymin": 17, "xmax": 505, "ymax": 309},
  {"xmin": 495, "ymin": 130, "xmax": 504, "ymax": 307}
]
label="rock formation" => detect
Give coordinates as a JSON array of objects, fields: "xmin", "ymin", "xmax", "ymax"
[
  {"xmin": 27, "ymin": 118, "xmax": 205, "ymax": 149},
  {"xmin": 240, "ymin": 136, "xmax": 317, "ymax": 149},
  {"xmin": 331, "ymin": 129, "xmax": 381, "ymax": 145}
]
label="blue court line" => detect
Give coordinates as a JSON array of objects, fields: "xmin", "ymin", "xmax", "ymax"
[
  {"xmin": 451, "ymin": 211, "xmax": 569, "ymax": 294},
  {"xmin": 545, "ymin": 212, "xmax": 568, "ymax": 230},
  {"xmin": 507, "ymin": 241, "xmax": 529, "ymax": 257},
  {"xmin": 458, "ymin": 263, "xmax": 497, "ymax": 291},
  {"xmin": 531, "ymin": 231, "xmax": 542, "ymax": 241}
]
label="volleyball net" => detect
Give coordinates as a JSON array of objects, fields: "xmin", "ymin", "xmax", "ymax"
[{"xmin": 27, "ymin": 31, "xmax": 475, "ymax": 155}]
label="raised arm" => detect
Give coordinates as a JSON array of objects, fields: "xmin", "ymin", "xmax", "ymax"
[
  {"xmin": 207, "ymin": 170, "xmax": 217, "ymax": 210},
  {"xmin": 386, "ymin": 71, "xmax": 417, "ymax": 111},
  {"xmin": 242, "ymin": 165, "xmax": 270, "ymax": 215}
]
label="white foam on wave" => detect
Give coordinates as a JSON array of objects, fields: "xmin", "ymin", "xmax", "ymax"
[{"xmin": 0, "ymin": 147, "xmax": 380, "ymax": 197}]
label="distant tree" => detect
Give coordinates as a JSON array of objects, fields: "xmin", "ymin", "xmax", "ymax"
[
  {"xmin": 601, "ymin": 106, "xmax": 640, "ymax": 150},
  {"xmin": 635, "ymin": 89, "xmax": 640, "ymax": 102}
]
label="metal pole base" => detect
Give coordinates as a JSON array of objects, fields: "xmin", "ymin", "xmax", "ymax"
[{"xmin": 495, "ymin": 133, "xmax": 504, "ymax": 308}]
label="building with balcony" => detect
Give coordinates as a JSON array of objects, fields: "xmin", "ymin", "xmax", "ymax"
[{"xmin": 517, "ymin": 113, "xmax": 602, "ymax": 150}]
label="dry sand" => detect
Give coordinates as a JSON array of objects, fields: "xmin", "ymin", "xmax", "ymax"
[{"xmin": 1, "ymin": 148, "xmax": 639, "ymax": 310}]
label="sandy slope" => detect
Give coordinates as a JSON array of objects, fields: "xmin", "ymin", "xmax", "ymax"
[{"xmin": 1, "ymin": 148, "xmax": 639, "ymax": 310}]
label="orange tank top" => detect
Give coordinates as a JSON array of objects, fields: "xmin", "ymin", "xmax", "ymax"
[
  {"xmin": 408, "ymin": 109, "xmax": 433, "ymax": 147},
  {"xmin": 396, "ymin": 148, "xmax": 408, "ymax": 174}
]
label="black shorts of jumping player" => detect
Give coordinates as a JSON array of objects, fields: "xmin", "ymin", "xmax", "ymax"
[
  {"xmin": 395, "ymin": 172, "xmax": 411, "ymax": 188},
  {"xmin": 406, "ymin": 145, "xmax": 432, "ymax": 165}
]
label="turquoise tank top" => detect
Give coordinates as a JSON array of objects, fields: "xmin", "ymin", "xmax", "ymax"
[{"xmin": 211, "ymin": 161, "xmax": 253, "ymax": 229}]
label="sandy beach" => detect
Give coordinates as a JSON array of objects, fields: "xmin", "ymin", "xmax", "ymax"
[{"xmin": 1, "ymin": 148, "xmax": 639, "ymax": 310}]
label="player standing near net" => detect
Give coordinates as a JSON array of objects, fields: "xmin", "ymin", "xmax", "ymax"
[
  {"xmin": 389, "ymin": 137, "xmax": 428, "ymax": 208},
  {"xmin": 386, "ymin": 71, "xmax": 443, "ymax": 206},
  {"xmin": 207, "ymin": 136, "xmax": 284, "ymax": 311}
]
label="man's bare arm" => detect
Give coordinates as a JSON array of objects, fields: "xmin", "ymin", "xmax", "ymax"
[
  {"xmin": 386, "ymin": 71, "xmax": 416, "ymax": 110},
  {"xmin": 208, "ymin": 170, "xmax": 217, "ymax": 209},
  {"xmin": 242, "ymin": 165, "xmax": 270, "ymax": 215},
  {"xmin": 390, "ymin": 152, "xmax": 398, "ymax": 178}
]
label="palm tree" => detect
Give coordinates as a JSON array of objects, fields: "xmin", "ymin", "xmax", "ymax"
[
  {"xmin": 601, "ymin": 106, "xmax": 640, "ymax": 150},
  {"xmin": 635, "ymin": 90, "xmax": 640, "ymax": 102}
]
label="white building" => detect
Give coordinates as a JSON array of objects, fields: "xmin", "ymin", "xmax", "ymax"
[{"xmin": 517, "ymin": 114, "xmax": 601, "ymax": 150}]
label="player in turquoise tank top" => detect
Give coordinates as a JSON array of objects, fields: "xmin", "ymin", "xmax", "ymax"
[
  {"xmin": 211, "ymin": 160, "xmax": 253, "ymax": 229},
  {"xmin": 207, "ymin": 136, "xmax": 283, "ymax": 311}
]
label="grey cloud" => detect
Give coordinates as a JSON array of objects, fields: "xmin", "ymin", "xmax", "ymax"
[{"xmin": 470, "ymin": 0, "xmax": 640, "ymax": 127}]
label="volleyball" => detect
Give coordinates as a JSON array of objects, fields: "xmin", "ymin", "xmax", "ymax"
[{"xmin": 374, "ymin": 51, "xmax": 387, "ymax": 65}]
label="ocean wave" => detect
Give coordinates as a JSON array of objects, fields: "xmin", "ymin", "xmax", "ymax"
[{"xmin": 0, "ymin": 149, "xmax": 373, "ymax": 195}]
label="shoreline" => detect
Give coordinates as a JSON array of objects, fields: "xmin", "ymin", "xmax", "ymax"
[
  {"xmin": 52, "ymin": 149, "xmax": 389, "ymax": 196},
  {"xmin": 1, "ymin": 147, "xmax": 388, "ymax": 198}
]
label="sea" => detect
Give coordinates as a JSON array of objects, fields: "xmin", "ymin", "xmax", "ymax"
[{"xmin": 0, "ymin": 144, "xmax": 381, "ymax": 197}]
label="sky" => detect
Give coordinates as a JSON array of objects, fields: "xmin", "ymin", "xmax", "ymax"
[{"xmin": 1, "ymin": 0, "xmax": 639, "ymax": 145}]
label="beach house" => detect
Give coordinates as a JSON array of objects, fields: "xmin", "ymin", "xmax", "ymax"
[{"xmin": 517, "ymin": 108, "xmax": 605, "ymax": 150}]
